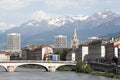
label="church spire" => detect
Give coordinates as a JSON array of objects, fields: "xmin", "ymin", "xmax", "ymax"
[
  {"xmin": 73, "ymin": 28, "xmax": 77, "ymax": 39},
  {"xmin": 70, "ymin": 28, "xmax": 80, "ymax": 49}
]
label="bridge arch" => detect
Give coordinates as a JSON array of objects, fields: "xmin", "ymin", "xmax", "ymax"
[
  {"xmin": 14, "ymin": 63, "xmax": 49, "ymax": 72},
  {"xmin": 56, "ymin": 64, "xmax": 76, "ymax": 71},
  {"xmin": 0, "ymin": 65, "xmax": 7, "ymax": 72}
]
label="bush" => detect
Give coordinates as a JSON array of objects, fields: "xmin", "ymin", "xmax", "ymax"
[{"xmin": 76, "ymin": 60, "xmax": 93, "ymax": 74}]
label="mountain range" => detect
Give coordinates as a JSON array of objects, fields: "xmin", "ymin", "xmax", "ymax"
[{"xmin": 0, "ymin": 9, "xmax": 120, "ymax": 49}]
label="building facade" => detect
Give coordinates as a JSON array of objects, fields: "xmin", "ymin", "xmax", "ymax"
[
  {"xmin": 55, "ymin": 35, "xmax": 67, "ymax": 48},
  {"xmin": 71, "ymin": 28, "xmax": 79, "ymax": 49},
  {"xmin": 79, "ymin": 43, "xmax": 89, "ymax": 61},
  {"xmin": 118, "ymin": 46, "xmax": 120, "ymax": 65},
  {"xmin": 114, "ymin": 41, "xmax": 120, "ymax": 58},
  {"xmin": 0, "ymin": 50, "xmax": 10, "ymax": 61},
  {"xmin": 22, "ymin": 44, "xmax": 53, "ymax": 60},
  {"xmin": 7, "ymin": 33, "xmax": 21, "ymax": 52},
  {"xmin": 105, "ymin": 42, "xmax": 115, "ymax": 63},
  {"xmin": 88, "ymin": 40, "xmax": 106, "ymax": 62},
  {"xmin": 114, "ymin": 41, "xmax": 120, "ymax": 65}
]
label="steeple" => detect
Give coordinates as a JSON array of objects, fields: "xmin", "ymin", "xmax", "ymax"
[
  {"xmin": 70, "ymin": 28, "xmax": 80, "ymax": 49},
  {"xmin": 73, "ymin": 28, "xmax": 77, "ymax": 39}
]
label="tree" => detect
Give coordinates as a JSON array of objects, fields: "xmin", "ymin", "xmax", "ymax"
[
  {"xmin": 55, "ymin": 49, "xmax": 69, "ymax": 61},
  {"xmin": 76, "ymin": 60, "xmax": 93, "ymax": 73}
]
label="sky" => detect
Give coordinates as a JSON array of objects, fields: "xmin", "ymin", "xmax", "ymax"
[{"xmin": 0, "ymin": 0, "xmax": 120, "ymax": 31}]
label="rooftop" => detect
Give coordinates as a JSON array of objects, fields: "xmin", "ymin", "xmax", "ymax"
[
  {"xmin": 23, "ymin": 44, "xmax": 52, "ymax": 51},
  {"xmin": 8, "ymin": 33, "xmax": 20, "ymax": 35},
  {"xmin": 55, "ymin": 35, "xmax": 67, "ymax": 38}
]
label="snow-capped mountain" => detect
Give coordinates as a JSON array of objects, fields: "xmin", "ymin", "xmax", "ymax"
[
  {"xmin": 0, "ymin": 9, "xmax": 120, "ymax": 49},
  {"xmin": 86, "ymin": 9, "xmax": 119, "ymax": 27},
  {"xmin": 23, "ymin": 9, "xmax": 119, "ymax": 28},
  {"xmin": 25, "ymin": 15, "xmax": 89, "ymax": 28},
  {"xmin": 45, "ymin": 9, "xmax": 119, "ymax": 28},
  {"xmin": 26, "ymin": 20, "xmax": 40, "ymax": 27},
  {"xmin": 48, "ymin": 15, "xmax": 89, "ymax": 26},
  {"xmin": 97, "ymin": 9, "xmax": 118, "ymax": 19}
]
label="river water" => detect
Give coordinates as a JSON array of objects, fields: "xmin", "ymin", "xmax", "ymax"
[{"xmin": 0, "ymin": 67, "xmax": 119, "ymax": 80}]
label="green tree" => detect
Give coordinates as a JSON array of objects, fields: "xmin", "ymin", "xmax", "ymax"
[
  {"xmin": 55, "ymin": 49, "xmax": 69, "ymax": 61},
  {"xmin": 76, "ymin": 60, "xmax": 93, "ymax": 73}
]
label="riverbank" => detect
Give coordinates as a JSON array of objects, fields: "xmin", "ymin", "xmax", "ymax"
[
  {"xmin": 76, "ymin": 60, "xmax": 120, "ymax": 79},
  {"xmin": 91, "ymin": 71, "xmax": 120, "ymax": 79}
]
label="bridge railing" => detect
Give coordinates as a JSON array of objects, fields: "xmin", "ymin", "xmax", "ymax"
[{"xmin": 0, "ymin": 60, "xmax": 76, "ymax": 64}]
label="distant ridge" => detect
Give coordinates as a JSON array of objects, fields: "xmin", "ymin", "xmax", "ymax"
[{"xmin": 0, "ymin": 9, "xmax": 120, "ymax": 49}]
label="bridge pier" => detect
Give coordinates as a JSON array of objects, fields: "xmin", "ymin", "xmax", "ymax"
[
  {"xmin": 48, "ymin": 66, "xmax": 56, "ymax": 72},
  {"xmin": 7, "ymin": 66, "xmax": 15, "ymax": 72}
]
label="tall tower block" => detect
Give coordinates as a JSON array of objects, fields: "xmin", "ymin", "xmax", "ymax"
[{"xmin": 7, "ymin": 33, "xmax": 21, "ymax": 52}]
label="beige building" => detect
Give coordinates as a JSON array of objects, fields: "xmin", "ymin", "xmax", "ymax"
[
  {"xmin": 55, "ymin": 35, "xmax": 67, "ymax": 48},
  {"xmin": 0, "ymin": 50, "xmax": 10, "ymax": 61}
]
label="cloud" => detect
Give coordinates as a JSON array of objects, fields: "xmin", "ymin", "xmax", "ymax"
[
  {"xmin": 32, "ymin": 10, "xmax": 50, "ymax": 21},
  {"xmin": 43, "ymin": 0, "xmax": 97, "ymax": 9},
  {"xmin": 44, "ymin": 0, "xmax": 77, "ymax": 9},
  {"xmin": 0, "ymin": 22, "xmax": 16, "ymax": 31},
  {"xmin": 0, "ymin": 0, "xmax": 118, "ymax": 11},
  {"xmin": 0, "ymin": 0, "xmax": 40, "ymax": 11}
]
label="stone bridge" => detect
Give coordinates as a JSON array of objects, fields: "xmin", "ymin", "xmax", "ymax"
[{"xmin": 0, "ymin": 60, "xmax": 76, "ymax": 72}]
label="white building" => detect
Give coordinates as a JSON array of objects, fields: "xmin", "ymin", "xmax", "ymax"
[
  {"xmin": 55, "ymin": 35, "xmax": 67, "ymax": 48},
  {"xmin": 7, "ymin": 33, "xmax": 21, "ymax": 53},
  {"xmin": 79, "ymin": 43, "xmax": 89, "ymax": 61},
  {"xmin": 114, "ymin": 41, "xmax": 120, "ymax": 58},
  {"xmin": 114, "ymin": 41, "xmax": 120, "ymax": 64},
  {"xmin": 114, "ymin": 47, "xmax": 118, "ymax": 58},
  {"xmin": 42, "ymin": 45, "xmax": 53, "ymax": 60}
]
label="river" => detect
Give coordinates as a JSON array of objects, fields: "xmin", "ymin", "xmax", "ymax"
[{"xmin": 0, "ymin": 67, "xmax": 119, "ymax": 80}]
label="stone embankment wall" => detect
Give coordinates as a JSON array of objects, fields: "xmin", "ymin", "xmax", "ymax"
[{"xmin": 89, "ymin": 62, "xmax": 120, "ymax": 74}]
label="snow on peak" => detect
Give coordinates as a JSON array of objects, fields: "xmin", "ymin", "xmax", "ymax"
[
  {"xmin": 27, "ymin": 22, "xmax": 33, "ymax": 26},
  {"xmin": 26, "ymin": 20, "xmax": 40, "ymax": 27},
  {"xmin": 48, "ymin": 15, "xmax": 88, "ymax": 26},
  {"xmin": 97, "ymin": 9, "xmax": 117, "ymax": 19}
]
